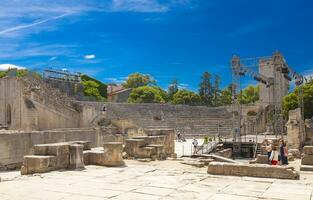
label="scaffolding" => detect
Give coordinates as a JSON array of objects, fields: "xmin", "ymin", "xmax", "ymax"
[{"xmin": 230, "ymin": 51, "xmax": 304, "ymax": 157}]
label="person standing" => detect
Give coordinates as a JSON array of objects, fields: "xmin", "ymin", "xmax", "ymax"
[
  {"xmin": 270, "ymin": 146, "xmax": 279, "ymax": 165},
  {"xmin": 192, "ymin": 138, "xmax": 198, "ymax": 154},
  {"xmin": 265, "ymin": 140, "xmax": 273, "ymax": 165},
  {"xmin": 281, "ymin": 140, "xmax": 289, "ymax": 165}
]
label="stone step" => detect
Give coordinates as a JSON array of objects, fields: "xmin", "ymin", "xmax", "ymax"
[
  {"xmin": 300, "ymin": 165, "xmax": 313, "ymax": 171},
  {"xmin": 136, "ymin": 146, "xmax": 156, "ymax": 158}
]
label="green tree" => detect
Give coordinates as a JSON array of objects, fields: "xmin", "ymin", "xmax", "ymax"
[
  {"xmin": 283, "ymin": 80, "xmax": 313, "ymax": 119},
  {"xmin": 239, "ymin": 85, "xmax": 259, "ymax": 104},
  {"xmin": 220, "ymin": 85, "xmax": 232, "ymax": 105},
  {"xmin": 168, "ymin": 79, "xmax": 178, "ymax": 101},
  {"xmin": 199, "ymin": 72, "xmax": 212, "ymax": 106},
  {"xmin": 128, "ymin": 86, "xmax": 166, "ymax": 103},
  {"xmin": 81, "ymin": 74, "xmax": 107, "ymax": 99},
  {"xmin": 16, "ymin": 69, "xmax": 28, "ymax": 77},
  {"xmin": 123, "ymin": 73, "xmax": 155, "ymax": 88},
  {"xmin": 172, "ymin": 89, "xmax": 201, "ymax": 106},
  {"xmin": 0, "ymin": 71, "xmax": 7, "ymax": 78},
  {"xmin": 282, "ymin": 93, "xmax": 298, "ymax": 118},
  {"xmin": 82, "ymin": 80, "xmax": 105, "ymax": 101},
  {"xmin": 212, "ymin": 75, "xmax": 221, "ymax": 106}
]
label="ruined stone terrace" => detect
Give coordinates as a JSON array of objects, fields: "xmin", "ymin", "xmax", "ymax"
[{"xmin": 0, "ymin": 159, "xmax": 312, "ymax": 200}]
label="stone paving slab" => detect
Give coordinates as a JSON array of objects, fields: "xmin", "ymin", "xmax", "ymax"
[{"xmin": 0, "ymin": 160, "xmax": 312, "ymax": 200}]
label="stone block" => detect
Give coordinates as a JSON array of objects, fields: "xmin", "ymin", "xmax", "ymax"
[
  {"xmin": 69, "ymin": 141, "xmax": 91, "ymax": 150},
  {"xmin": 207, "ymin": 162, "xmax": 299, "ymax": 180},
  {"xmin": 124, "ymin": 139, "xmax": 147, "ymax": 157},
  {"xmin": 300, "ymin": 165, "xmax": 313, "ymax": 171},
  {"xmin": 33, "ymin": 143, "xmax": 70, "ymax": 168},
  {"xmin": 87, "ymin": 150, "xmax": 106, "ymax": 165},
  {"xmin": 146, "ymin": 144, "xmax": 165, "ymax": 158},
  {"xmin": 251, "ymin": 154, "xmax": 268, "ymax": 164},
  {"xmin": 21, "ymin": 155, "xmax": 56, "ymax": 175},
  {"xmin": 85, "ymin": 143, "xmax": 124, "ymax": 167},
  {"xmin": 288, "ymin": 149, "xmax": 301, "ymax": 158},
  {"xmin": 197, "ymin": 158, "xmax": 213, "ymax": 166},
  {"xmin": 69, "ymin": 144, "xmax": 85, "ymax": 169},
  {"xmin": 103, "ymin": 142, "xmax": 124, "ymax": 166},
  {"xmin": 303, "ymin": 146, "xmax": 313, "ymax": 155},
  {"xmin": 181, "ymin": 161, "xmax": 206, "ymax": 168},
  {"xmin": 301, "ymin": 154, "xmax": 313, "ymax": 165}
]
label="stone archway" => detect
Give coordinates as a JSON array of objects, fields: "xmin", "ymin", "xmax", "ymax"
[{"xmin": 6, "ymin": 104, "xmax": 12, "ymax": 125}]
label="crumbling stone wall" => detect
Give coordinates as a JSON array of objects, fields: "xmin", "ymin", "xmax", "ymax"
[{"xmin": 0, "ymin": 76, "xmax": 105, "ymax": 130}]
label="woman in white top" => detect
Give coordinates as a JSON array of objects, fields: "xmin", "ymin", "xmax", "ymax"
[{"xmin": 270, "ymin": 146, "xmax": 279, "ymax": 165}]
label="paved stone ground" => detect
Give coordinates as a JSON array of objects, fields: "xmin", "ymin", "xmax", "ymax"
[{"xmin": 0, "ymin": 159, "xmax": 313, "ymax": 200}]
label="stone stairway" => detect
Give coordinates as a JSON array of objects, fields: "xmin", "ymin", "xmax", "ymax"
[{"xmin": 124, "ymin": 128, "xmax": 175, "ymax": 160}]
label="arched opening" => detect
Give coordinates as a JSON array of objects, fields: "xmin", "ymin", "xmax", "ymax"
[{"xmin": 6, "ymin": 104, "xmax": 11, "ymax": 125}]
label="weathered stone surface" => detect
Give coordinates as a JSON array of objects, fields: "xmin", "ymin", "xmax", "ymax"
[
  {"xmin": 103, "ymin": 142, "xmax": 125, "ymax": 166},
  {"xmin": 288, "ymin": 149, "xmax": 301, "ymax": 158},
  {"xmin": 301, "ymin": 154, "xmax": 313, "ymax": 165},
  {"xmin": 180, "ymin": 161, "xmax": 206, "ymax": 168},
  {"xmin": 34, "ymin": 143, "xmax": 70, "ymax": 168},
  {"xmin": 85, "ymin": 143, "xmax": 124, "ymax": 167},
  {"xmin": 300, "ymin": 165, "xmax": 313, "ymax": 171},
  {"xmin": 199, "ymin": 158, "xmax": 214, "ymax": 165},
  {"xmin": 207, "ymin": 162, "xmax": 299, "ymax": 180},
  {"xmin": 215, "ymin": 148, "xmax": 232, "ymax": 158},
  {"xmin": 250, "ymin": 154, "xmax": 268, "ymax": 164},
  {"xmin": 21, "ymin": 155, "xmax": 56, "ymax": 175},
  {"xmin": 303, "ymin": 146, "xmax": 313, "ymax": 155},
  {"xmin": 124, "ymin": 139, "xmax": 147, "ymax": 157},
  {"xmin": 69, "ymin": 144, "xmax": 85, "ymax": 169}
]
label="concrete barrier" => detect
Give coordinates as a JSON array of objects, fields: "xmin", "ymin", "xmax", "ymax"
[{"xmin": 207, "ymin": 162, "xmax": 299, "ymax": 180}]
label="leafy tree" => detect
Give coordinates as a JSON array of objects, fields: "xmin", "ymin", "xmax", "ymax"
[
  {"xmin": 220, "ymin": 85, "xmax": 232, "ymax": 105},
  {"xmin": 0, "ymin": 71, "xmax": 7, "ymax": 78},
  {"xmin": 128, "ymin": 86, "xmax": 166, "ymax": 103},
  {"xmin": 82, "ymin": 80, "xmax": 105, "ymax": 101},
  {"xmin": 168, "ymin": 79, "xmax": 178, "ymax": 100},
  {"xmin": 199, "ymin": 72, "xmax": 212, "ymax": 106},
  {"xmin": 212, "ymin": 75, "xmax": 221, "ymax": 106},
  {"xmin": 16, "ymin": 69, "xmax": 28, "ymax": 77},
  {"xmin": 239, "ymin": 85, "xmax": 259, "ymax": 104},
  {"xmin": 123, "ymin": 73, "xmax": 155, "ymax": 88},
  {"xmin": 172, "ymin": 89, "xmax": 201, "ymax": 106},
  {"xmin": 282, "ymin": 93, "xmax": 298, "ymax": 118},
  {"xmin": 283, "ymin": 79, "xmax": 313, "ymax": 119},
  {"xmin": 81, "ymin": 74, "xmax": 107, "ymax": 98}
]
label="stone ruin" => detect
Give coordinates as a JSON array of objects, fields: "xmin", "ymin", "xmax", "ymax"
[
  {"xmin": 300, "ymin": 146, "xmax": 313, "ymax": 171},
  {"xmin": 124, "ymin": 128, "xmax": 175, "ymax": 160},
  {"xmin": 207, "ymin": 162, "xmax": 299, "ymax": 180},
  {"xmin": 21, "ymin": 141, "xmax": 124, "ymax": 175}
]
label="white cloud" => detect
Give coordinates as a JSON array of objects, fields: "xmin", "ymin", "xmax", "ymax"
[
  {"xmin": 103, "ymin": 76, "xmax": 127, "ymax": 84},
  {"xmin": 84, "ymin": 54, "xmax": 96, "ymax": 60},
  {"xmin": 110, "ymin": 0, "xmax": 168, "ymax": 12},
  {"xmin": 0, "ymin": 13, "xmax": 71, "ymax": 37},
  {"xmin": 178, "ymin": 83, "xmax": 189, "ymax": 89},
  {"xmin": 0, "ymin": 64, "xmax": 26, "ymax": 71}
]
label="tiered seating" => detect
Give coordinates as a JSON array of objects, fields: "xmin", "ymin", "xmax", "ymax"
[{"xmin": 106, "ymin": 103, "xmax": 234, "ymax": 137}]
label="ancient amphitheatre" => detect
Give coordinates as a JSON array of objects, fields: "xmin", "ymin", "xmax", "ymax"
[
  {"xmin": 1, "ymin": 1, "xmax": 313, "ymax": 200},
  {"xmin": 0, "ymin": 51, "xmax": 312, "ymax": 200}
]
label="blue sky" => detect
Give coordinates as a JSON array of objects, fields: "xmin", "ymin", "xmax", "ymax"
[{"xmin": 1, "ymin": 0, "xmax": 313, "ymax": 91}]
